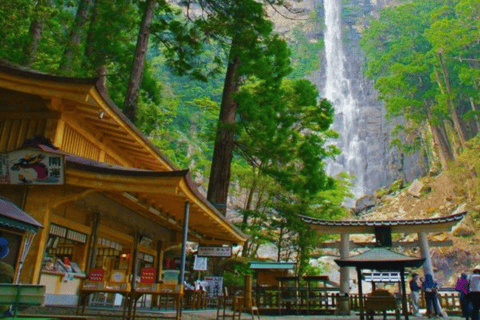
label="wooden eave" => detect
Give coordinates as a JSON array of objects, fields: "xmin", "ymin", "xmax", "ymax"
[
  {"xmin": 64, "ymin": 161, "xmax": 247, "ymax": 245},
  {"xmin": 0, "ymin": 63, "xmax": 173, "ymax": 171}
]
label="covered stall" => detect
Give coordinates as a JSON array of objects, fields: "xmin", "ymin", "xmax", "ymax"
[
  {"xmin": 335, "ymin": 247, "xmax": 424, "ymax": 320},
  {"xmin": 0, "ymin": 59, "xmax": 247, "ymax": 317}
]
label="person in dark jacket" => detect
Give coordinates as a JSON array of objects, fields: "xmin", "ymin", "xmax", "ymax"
[
  {"xmin": 410, "ymin": 273, "xmax": 421, "ymax": 316},
  {"xmin": 423, "ymin": 273, "xmax": 441, "ymax": 318},
  {"xmin": 456, "ymin": 272, "xmax": 471, "ymax": 319}
]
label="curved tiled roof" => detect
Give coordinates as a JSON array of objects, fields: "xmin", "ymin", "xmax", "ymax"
[
  {"xmin": 334, "ymin": 248, "xmax": 425, "ymax": 269},
  {"xmin": 300, "ymin": 210, "xmax": 467, "ymax": 234}
]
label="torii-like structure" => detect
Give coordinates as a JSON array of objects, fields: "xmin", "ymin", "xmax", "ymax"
[{"xmin": 300, "ymin": 208, "xmax": 467, "ymax": 314}]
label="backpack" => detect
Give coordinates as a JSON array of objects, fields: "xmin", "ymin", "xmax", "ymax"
[{"xmin": 468, "ymin": 274, "xmax": 480, "ymax": 293}]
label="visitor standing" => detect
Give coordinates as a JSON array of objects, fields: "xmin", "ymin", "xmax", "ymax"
[
  {"xmin": 410, "ymin": 273, "xmax": 421, "ymax": 316},
  {"xmin": 423, "ymin": 273, "xmax": 441, "ymax": 318},
  {"xmin": 456, "ymin": 272, "xmax": 471, "ymax": 319},
  {"xmin": 467, "ymin": 266, "xmax": 480, "ymax": 320}
]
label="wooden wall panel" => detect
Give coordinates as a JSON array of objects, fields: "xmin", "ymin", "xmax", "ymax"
[
  {"xmin": 0, "ymin": 118, "xmax": 49, "ymax": 152},
  {"xmin": 61, "ymin": 125, "xmax": 101, "ymax": 161},
  {"xmin": 104, "ymin": 154, "xmax": 121, "ymax": 165}
]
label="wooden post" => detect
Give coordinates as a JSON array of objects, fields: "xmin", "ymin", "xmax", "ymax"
[
  {"xmin": 245, "ymin": 274, "xmax": 252, "ymax": 310},
  {"xmin": 400, "ymin": 267, "xmax": 409, "ymax": 320},
  {"xmin": 86, "ymin": 211, "xmax": 100, "ymax": 273},
  {"xmin": 357, "ymin": 267, "xmax": 364, "ymax": 320}
]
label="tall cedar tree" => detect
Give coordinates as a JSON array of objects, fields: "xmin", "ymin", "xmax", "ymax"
[
  {"xmin": 124, "ymin": 0, "xmax": 157, "ymax": 122},
  {"xmin": 187, "ymin": 0, "xmax": 295, "ymax": 213}
]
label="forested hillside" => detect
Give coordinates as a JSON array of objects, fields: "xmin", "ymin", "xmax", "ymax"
[
  {"xmin": 2, "ymin": 0, "xmax": 479, "ymax": 278},
  {"xmin": 361, "ymin": 0, "xmax": 480, "ymax": 169},
  {"xmin": 0, "ymin": 0, "xmax": 352, "ymax": 274}
]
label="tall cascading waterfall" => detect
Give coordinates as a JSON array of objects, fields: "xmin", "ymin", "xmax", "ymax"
[
  {"xmin": 323, "ymin": 0, "xmax": 366, "ymax": 198},
  {"xmin": 310, "ymin": 0, "xmax": 428, "ymax": 206}
]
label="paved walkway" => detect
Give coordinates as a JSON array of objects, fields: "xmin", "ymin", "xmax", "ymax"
[{"xmin": 24, "ymin": 306, "xmax": 464, "ymax": 320}]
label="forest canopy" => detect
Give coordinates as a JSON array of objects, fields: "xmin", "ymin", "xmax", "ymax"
[{"xmin": 0, "ymin": 0, "xmax": 348, "ymax": 271}]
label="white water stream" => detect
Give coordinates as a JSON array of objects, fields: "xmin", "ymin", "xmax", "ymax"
[{"xmin": 323, "ymin": 0, "xmax": 366, "ymax": 199}]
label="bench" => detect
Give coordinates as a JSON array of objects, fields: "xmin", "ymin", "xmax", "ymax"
[
  {"xmin": 0, "ymin": 284, "xmax": 46, "ymax": 317},
  {"xmin": 364, "ymin": 289, "xmax": 400, "ymax": 320}
]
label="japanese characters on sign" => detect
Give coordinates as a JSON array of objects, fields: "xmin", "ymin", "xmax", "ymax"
[
  {"xmin": 197, "ymin": 246, "xmax": 232, "ymax": 257},
  {"xmin": 0, "ymin": 149, "xmax": 64, "ymax": 185},
  {"xmin": 204, "ymin": 276, "xmax": 223, "ymax": 297},
  {"xmin": 193, "ymin": 255, "xmax": 208, "ymax": 271}
]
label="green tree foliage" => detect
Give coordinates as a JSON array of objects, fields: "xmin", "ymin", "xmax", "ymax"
[
  {"xmin": 0, "ymin": 0, "xmax": 352, "ymax": 272},
  {"xmin": 361, "ymin": 0, "xmax": 480, "ymax": 169}
]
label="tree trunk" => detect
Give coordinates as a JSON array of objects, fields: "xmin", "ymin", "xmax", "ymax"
[
  {"xmin": 124, "ymin": 0, "xmax": 156, "ymax": 122},
  {"xmin": 206, "ymin": 46, "xmax": 241, "ymax": 214},
  {"xmin": 244, "ymin": 168, "xmax": 257, "ymax": 211},
  {"xmin": 62, "ymin": 0, "xmax": 93, "ymax": 73},
  {"xmin": 470, "ymin": 97, "xmax": 480, "ymax": 134},
  {"xmin": 435, "ymin": 56, "xmax": 467, "ymax": 148},
  {"xmin": 84, "ymin": 0, "xmax": 100, "ymax": 62},
  {"xmin": 425, "ymin": 106, "xmax": 453, "ymax": 169},
  {"xmin": 24, "ymin": 0, "xmax": 52, "ymax": 66}
]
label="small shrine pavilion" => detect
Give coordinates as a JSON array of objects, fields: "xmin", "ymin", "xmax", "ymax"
[{"xmin": 300, "ymin": 209, "xmax": 467, "ymax": 314}]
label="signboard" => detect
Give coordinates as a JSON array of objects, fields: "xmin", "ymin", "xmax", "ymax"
[
  {"xmin": 193, "ymin": 255, "xmax": 208, "ymax": 271},
  {"xmin": 204, "ymin": 276, "xmax": 223, "ymax": 297},
  {"xmin": 0, "ymin": 149, "xmax": 64, "ymax": 185},
  {"xmin": 88, "ymin": 268, "xmax": 105, "ymax": 282},
  {"xmin": 140, "ymin": 268, "xmax": 156, "ymax": 283},
  {"xmin": 198, "ymin": 246, "xmax": 232, "ymax": 257}
]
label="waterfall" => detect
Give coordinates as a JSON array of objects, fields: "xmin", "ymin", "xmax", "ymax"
[{"xmin": 323, "ymin": 0, "xmax": 366, "ymax": 199}]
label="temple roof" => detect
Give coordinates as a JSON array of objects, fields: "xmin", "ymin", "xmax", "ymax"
[
  {"xmin": 25, "ymin": 142, "xmax": 247, "ymax": 244},
  {"xmin": 334, "ymin": 247, "xmax": 425, "ymax": 270},
  {"xmin": 300, "ymin": 210, "xmax": 467, "ymax": 234},
  {"xmin": 0, "ymin": 59, "xmax": 174, "ymax": 171}
]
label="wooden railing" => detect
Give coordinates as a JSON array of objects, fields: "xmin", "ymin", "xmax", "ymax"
[{"xmin": 225, "ymin": 286, "xmax": 463, "ymax": 315}]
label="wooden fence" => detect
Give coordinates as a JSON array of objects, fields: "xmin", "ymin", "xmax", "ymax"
[{"xmin": 225, "ymin": 286, "xmax": 463, "ymax": 315}]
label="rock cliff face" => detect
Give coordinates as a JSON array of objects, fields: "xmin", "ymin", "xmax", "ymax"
[{"xmin": 306, "ymin": 0, "xmax": 428, "ymax": 197}]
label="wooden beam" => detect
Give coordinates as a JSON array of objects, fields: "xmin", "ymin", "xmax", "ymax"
[
  {"xmin": 0, "ymin": 111, "xmax": 60, "ymax": 119},
  {"xmin": 317, "ymin": 240, "xmax": 454, "ymax": 249}
]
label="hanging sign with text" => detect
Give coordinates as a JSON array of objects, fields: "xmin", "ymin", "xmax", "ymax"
[
  {"xmin": 193, "ymin": 255, "xmax": 208, "ymax": 271},
  {"xmin": 197, "ymin": 246, "xmax": 232, "ymax": 257},
  {"xmin": 0, "ymin": 149, "xmax": 64, "ymax": 185}
]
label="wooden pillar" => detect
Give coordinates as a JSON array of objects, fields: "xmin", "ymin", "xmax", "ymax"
[
  {"xmin": 418, "ymin": 231, "xmax": 445, "ymax": 316},
  {"xmin": 338, "ymin": 232, "xmax": 350, "ymax": 314},
  {"xmin": 130, "ymin": 232, "xmax": 140, "ymax": 289},
  {"xmin": 418, "ymin": 232, "xmax": 434, "ymax": 276},
  {"xmin": 21, "ymin": 187, "xmax": 52, "ymax": 284},
  {"xmin": 245, "ymin": 274, "xmax": 252, "ymax": 310},
  {"xmin": 156, "ymin": 241, "xmax": 165, "ymax": 282},
  {"xmin": 86, "ymin": 211, "xmax": 100, "ymax": 273},
  {"xmin": 356, "ymin": 267, "xmax": 364, "ymax": 320},
  {"xmin": 179, "ymin": 201, "xmax": 190, "ymax": 285},
  {"xmin": 400, "ymin": 267, "xmax": 409, "ymax": 320}
]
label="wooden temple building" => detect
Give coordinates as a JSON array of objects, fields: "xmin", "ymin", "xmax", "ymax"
[{"xmin": 0, "ymin": 60, "xmax": 247, "ymax": 307}]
